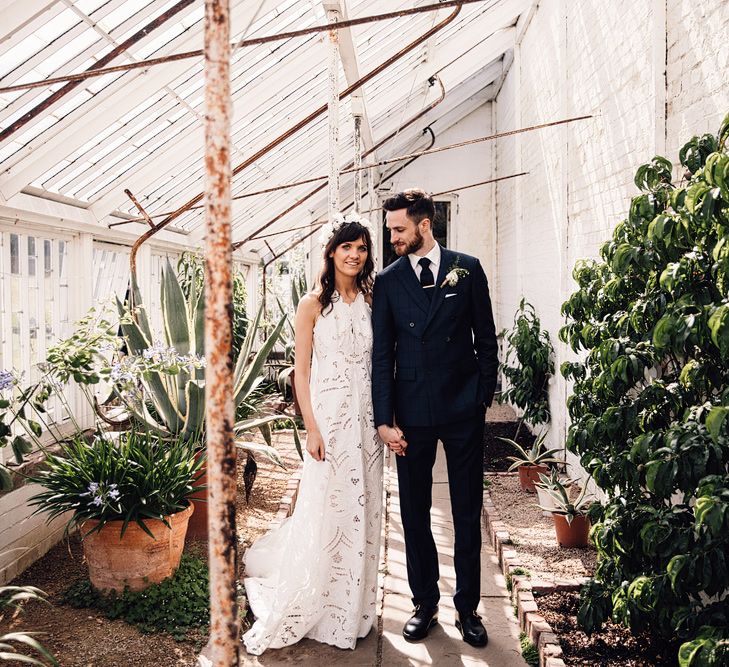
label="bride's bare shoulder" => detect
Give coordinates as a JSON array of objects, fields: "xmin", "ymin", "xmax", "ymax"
[{"xmin": 297, "ymin": 292, "xmax": 323, "ymax": 319}]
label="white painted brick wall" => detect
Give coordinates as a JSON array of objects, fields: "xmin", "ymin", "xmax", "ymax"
[
  {"xmin": 0, "ymin": 484, "xmax": 68, "ymax": 584},
  {"xmin": 488, "ymin": 0, "xmax": 729, "ymax": 479},
  {"xmin": 666, "ymin": 1, "xmax": 729, "ymax": 159}
]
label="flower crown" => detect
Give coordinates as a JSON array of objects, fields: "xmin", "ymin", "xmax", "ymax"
[{"xmin": 317, "ymin": 211, "xmax": 373, "ymax": 246}]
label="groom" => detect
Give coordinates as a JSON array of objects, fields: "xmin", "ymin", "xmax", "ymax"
[{"xmin": 372, "ymin": 188, "xmax": 498, "ymax": 647}]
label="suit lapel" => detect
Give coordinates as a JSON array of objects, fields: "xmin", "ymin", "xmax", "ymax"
[
  {"xmin": 395, "ymin": 256, "xmax": 430, "ymax": 314},
  {"xmin": 425, "ymin": 245, "xmax": 453, "ymax": 329}
]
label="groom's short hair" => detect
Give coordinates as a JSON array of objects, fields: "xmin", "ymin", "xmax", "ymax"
[{"xmin": 383, "ymin": 188, "xmax": 435, "ymax": 226}]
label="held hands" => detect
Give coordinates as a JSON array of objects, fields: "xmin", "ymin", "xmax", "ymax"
[
  {"xmin": 377, "ymin": 425, "xmax": 408, "ymax": 457},
  {"xmin": 306, "ymin": 429, "xmax": 326, "ymax": 461}
]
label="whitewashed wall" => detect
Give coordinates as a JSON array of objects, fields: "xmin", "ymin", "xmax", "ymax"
[{"xmin": 494, "ymin": 0, "xmax": 729, "ymax": 475}]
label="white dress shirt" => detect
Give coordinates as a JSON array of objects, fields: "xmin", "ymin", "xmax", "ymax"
[{"xmin": 408, "ymin": 243, "xmax": 441, "ymax": 281}]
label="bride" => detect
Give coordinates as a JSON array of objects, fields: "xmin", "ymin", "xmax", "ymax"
[{"xmin": 243, "ymin": 215, "xmax": 405, "ymax": 655}]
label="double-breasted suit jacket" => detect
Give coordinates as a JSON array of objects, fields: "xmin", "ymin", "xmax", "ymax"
[{"xmin": 371, "ymin": 245, "xmax": 498, "ymax": 429}]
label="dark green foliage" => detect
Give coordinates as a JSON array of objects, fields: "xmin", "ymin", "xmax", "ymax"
[
  {"xmin": 62, "ymin": 554, "xmax": 209, "ymax": 642},
  {"xmin": 28, "ymin": 429, "xmax": 204, "ymax": 538},
  {"xmin": 561, "ymin": 112, "xmax": 729, "ymax": 666},
  {"xmin": 499, "ymin": 299, "xmax": 555, "ymax": 428}
]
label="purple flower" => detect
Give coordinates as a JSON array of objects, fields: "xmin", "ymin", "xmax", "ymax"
[
  {"xmin": 92, "ymin": 496, "xmax": 103, "ymax": 506},
  {"xmin": 0, "ymin": 370, "xmax": 14, "ymax": 392}
]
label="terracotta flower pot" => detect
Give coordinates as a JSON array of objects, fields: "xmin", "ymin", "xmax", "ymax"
[
  {"xmin": 518, "ymin": 464, "xmax": 548, "ymax": 493},
  {"xmin": 82, "ymin": 503, "xmax": 193, "ymax": 592},
  {"xmin": 186, "ymin": 452, "xmax": 208, "ymax": 540},
  {"xmin": 553, "ymin": 513, "xmax": 590, "ymax": 548}
]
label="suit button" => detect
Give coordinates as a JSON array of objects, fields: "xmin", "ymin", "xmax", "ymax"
[
  {"xmin": 445, "ymin": 337, "xmax": 451, "ymax": 342},
  {"xmin": 422, "ymin": 340, "xmax": 426, "ymax": 345},
  {"xmin": 409, "ymin": 322, "xmax": 415, "ymax": 328}
]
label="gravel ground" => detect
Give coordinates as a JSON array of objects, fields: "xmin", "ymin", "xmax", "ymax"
[{"xmin": 485, "ymin": 473, "xmax": 596, "ymax": 581}]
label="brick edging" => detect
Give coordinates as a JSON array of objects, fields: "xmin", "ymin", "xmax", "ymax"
[
  {"xmin": 271, "ymin": 462, "xmax": 304, "ymax": 525},
  {"xmin": 482, "ymin": 475, "xmax": 589, "ymax": 667}
]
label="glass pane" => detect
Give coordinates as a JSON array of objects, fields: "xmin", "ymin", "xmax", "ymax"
[{"xmin": 10, "ymin": 234, "xmax": 19, "ymax": 274}]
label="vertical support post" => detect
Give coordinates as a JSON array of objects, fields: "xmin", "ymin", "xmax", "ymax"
[
  {"xmin": 352, "ymin": 95, "xmax": 363, "ymax": 213},
  {"xmin": 652, "ymin": 0, "xmax": 667, "ymax": 157},
  {"xmin": 327, "ymin": 8, "xmax": 341, "ymax": 217},
  {"xmin": 204, "ymin": 0, "xmax": 239, "ymax": 665}
]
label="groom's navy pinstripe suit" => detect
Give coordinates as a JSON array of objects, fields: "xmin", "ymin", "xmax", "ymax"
[{"xmin": 372, "ymin": 245, "xmax": 498, "ymax": 613}]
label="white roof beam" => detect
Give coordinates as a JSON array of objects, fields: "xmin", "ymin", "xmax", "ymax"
[
  {"xmin": 323, "ymin": 0, "xmax": 379, "ymax": 178},
  {"xmin": 0, "ymin": 0, "xmax": 60, "ymax": 48}
]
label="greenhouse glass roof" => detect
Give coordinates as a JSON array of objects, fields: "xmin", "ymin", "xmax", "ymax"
[{"xmin": 0, "ymin": 0, "xmax": 528, "ymax": 256}]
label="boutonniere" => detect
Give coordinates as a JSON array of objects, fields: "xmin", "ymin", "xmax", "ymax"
[{"xmin": 440, "ymin": 258, "xmax": 469, "ymax": 288}]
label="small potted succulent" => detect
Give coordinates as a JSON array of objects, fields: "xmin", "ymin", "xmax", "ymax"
[
  {"xmin": 537, "ymin": 477, "xmax": 593, "ymax": 547},
  {"xmin": 534, "ymin": 468, "xmax": 565, "ymax": 516},
  {"xmin": 29, "ymin": 428, "xmax": 203, "ymax": 592},
  {"xmin": 500, "ymin": 431, "xmax": 561, "ymax": 492}
]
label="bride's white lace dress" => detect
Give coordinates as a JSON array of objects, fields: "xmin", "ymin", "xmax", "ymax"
[{"xmin": 243, "ymin": 292, "xmax": 384, "ymax": 655}]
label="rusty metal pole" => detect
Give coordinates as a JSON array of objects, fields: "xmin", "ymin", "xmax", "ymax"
[
  {"xmin": 352, "ymin": 97, "xmax": 363, "ymax": 213},
  {"xmin": 203, "ymin": 0, "xmax": 239, "ymax": 665},
  {"xmin": 327, "ymin": 8, "xmax": 341, "ymax": 218}
]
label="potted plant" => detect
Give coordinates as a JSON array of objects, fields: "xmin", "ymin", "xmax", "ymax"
[
  {"xmin": 500, "ymin": 431, "xmax": 561, "ymax": 492},
  {"xmin": 537, "ymin": 477, "xmax": 593, "ymax": 547},
  {"xmin": 534, "ymin": 467, "xmax": 564, "ymax": 516},
  {"xmin": 28, "ymin": 428, "xmax": 204, "ymax": 592},
  {"xmin": 498, "ymin": 298, "xmax": 554, "ymax": 440}
]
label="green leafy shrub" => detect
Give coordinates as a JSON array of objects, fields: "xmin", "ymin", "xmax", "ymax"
[
  {"xmin": 499, "ymin": 299, "xmax": 555, "ymax": 432},
  {"xmin": 561, "ymin": 112, "xmax": 729, "ymax": 665},
  {"xmin": 62, "ymin": 554, "xmax": 209, "ymax": 642}
]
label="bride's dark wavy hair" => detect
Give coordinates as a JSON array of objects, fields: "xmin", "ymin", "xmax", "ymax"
[{"xmin": 317, "ymin": 221, "xmax": 375, "ymax": 315}]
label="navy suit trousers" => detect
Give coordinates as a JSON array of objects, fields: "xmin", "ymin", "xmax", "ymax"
[{"xmin": 395, "ymin": 409, "xmax": 485, "ymax": 614}]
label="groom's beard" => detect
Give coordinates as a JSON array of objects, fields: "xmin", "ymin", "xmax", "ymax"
[{"xmin": 392, "ymin": 227, "xmax": 424, "ymax": 256}]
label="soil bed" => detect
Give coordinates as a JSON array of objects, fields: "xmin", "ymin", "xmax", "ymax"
[
  {"xmin": 537, "ymin": 590, "xmax": 679, "ymax": 667},
  {"xmin": 0, "ymin": 431, "xmax": 301, "ymax": 667},
  {"xmin": 483, "ymin": 403, "xmax": 537, "ymax": 472}
]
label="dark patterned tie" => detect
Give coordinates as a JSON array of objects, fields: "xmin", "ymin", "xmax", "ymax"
[{"xmin": 419, "ymin": 257, "xmax": 434, "ymax": 299}]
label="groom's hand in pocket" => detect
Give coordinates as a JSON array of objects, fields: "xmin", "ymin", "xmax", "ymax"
[{"xmin": 306, "ymin": 430, "xmax": 326, "ymax": 461}]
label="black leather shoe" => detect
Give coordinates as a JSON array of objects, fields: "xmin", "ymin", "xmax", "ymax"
[
  {"xmin": 456, "ymin": 611, "xmax": 488, "ymax": 647},
  {"xmin": 402, "ymin": 605, "xmax": 439, "ymax": 641}
]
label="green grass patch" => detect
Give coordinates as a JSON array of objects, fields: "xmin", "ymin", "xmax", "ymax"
[
  {"xmin": 506, "ymin": 566, "xmax": 532, "ymax": 592},
  {"xmin": 520, "ymin": 632, "xmax": 539, "ymax": 666}
]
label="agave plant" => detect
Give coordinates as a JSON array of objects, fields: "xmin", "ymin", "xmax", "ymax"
[
  {"xmin": 0, "ymin": 581, "xmax": 57, "ymax": 665},
  {"xmin": 537, "ymin": 477, "xmax": 593, "ymax": 524},
  {"xmin": 275, "ymin": 270, "xmax": 307, "ymax": 397},
  {"xmin": 113, "ymin": 261, "xmax": 298, "ymax": 464},
  {"xmin": 499, "ymin": 431, "xmax": 562, "ymax": 471}
]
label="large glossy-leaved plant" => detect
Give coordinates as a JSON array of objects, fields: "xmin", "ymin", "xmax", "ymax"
[{"xmin": 561, "ymin": 113, "xmax": 729, "ymax": 666}]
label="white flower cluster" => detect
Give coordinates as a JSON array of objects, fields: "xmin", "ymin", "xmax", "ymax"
[
  {"xmin": 317, "ymin": 211, "xmax": 373, "ymax": 246},
  {"xmin": 107, "ymin": 343, "xmax": 206, "ymax": 396}
]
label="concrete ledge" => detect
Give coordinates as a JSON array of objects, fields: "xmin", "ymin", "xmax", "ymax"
[{"xmin": 482, "ymin": 478, "xmax": 588, "ymax": 667}]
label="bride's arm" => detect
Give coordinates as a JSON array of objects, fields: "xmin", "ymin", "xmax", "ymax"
[{"xmin": 294, "ymin": 294, "xmax": 326, "ymax": 461}]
